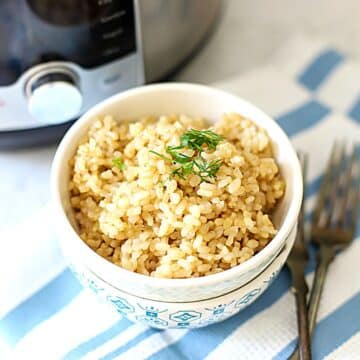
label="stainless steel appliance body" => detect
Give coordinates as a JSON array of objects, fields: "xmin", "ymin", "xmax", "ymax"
[{"xmin": 0, "ymin": 0, "xmax": 220, "ymax": 147}]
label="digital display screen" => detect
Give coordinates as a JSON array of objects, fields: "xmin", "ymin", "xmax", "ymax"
[{"xmin": 0, "ymin": 0, "xmax": 136, "ymax": 86}]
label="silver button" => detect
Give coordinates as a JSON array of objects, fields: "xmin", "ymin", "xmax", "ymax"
[{"xmin": 26, "ymin": 69, "xmax": 82, "ymax": 125}]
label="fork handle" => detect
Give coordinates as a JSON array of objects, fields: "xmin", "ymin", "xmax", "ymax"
[
  {"xmin": 308, "ymin": 244, "xmax": 336, "ymax": 336},
  {"xmin": 294, "ymin": 281, "xmax": 312, "ymax": 360},
  {"xmin": 288, "ymin": 245, "xmax": 336, "ymax": 360}
]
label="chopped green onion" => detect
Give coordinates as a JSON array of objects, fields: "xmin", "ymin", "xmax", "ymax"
[
  {"xmin": 112, "ymin": 157, "xmax": 126, "ymax": 171},
  {"xmin": 149, "ymin": 129, "xmax": 224, "ymax": 183}
]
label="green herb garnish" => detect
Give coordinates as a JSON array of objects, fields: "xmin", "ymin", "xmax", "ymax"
[
  {"xmin": 180, "ymin": 129, "xmax": 223, "ymax": 151},
  {"xmin": 150, "ymin": 129, "xmax": 224, "ymax": 183},
  {"xmin": 194, "ymin": 157, "xmax": 223, "ymax": 181},
  {"xmin": 112, "ymin": 157, "xmax": 126, "ymax": 171},
  {"xmin": 166, "ymin": 146, "xmax": 193, "ymax": 164},
  {"xmin": 149, "ymin": 150, "xmax": 172, "ymax": 162}
]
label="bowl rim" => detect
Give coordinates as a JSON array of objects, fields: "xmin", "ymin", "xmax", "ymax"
[{"xmin": 51, "ymin": 82, "xmax": 303, "ymax": 289}]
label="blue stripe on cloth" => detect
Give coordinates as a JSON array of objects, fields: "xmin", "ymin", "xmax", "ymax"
[
  {"xmin": 313, "ymin": 291, "xmax": 360, "ymax": 359},
  {"xmin": 0, "ymin": 268, "xmax": 82, "ymax": 346},
  {"xmin": 298, "ymin": 49, "xmax": 344, "ymax": 91},
  {"xmin": 348, "ymin": 96, "xmax": 360, "ymax": 124},
  {"xmin": 63, "ymin": 318, "xmax": 133, "ymax": 360},
  {"xmin": 274, "ymin": 291, "xmax": 360, "ymax": 360},
  {"xmin": 275, "ymin": 100, "xmax": 330, "ymax": 137},
  {"xmin": 100, "ymin": 328, "xmax": 157, "ymax": 360}
]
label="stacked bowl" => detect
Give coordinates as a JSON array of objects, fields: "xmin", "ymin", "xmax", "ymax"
[{"xmin": 51, "ymin": 84, "xmax": 302, "ymax": 329}]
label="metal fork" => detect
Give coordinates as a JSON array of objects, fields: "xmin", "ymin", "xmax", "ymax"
[
  {"xmin": 289, "ymin": 142, "xmax": 359, "ymax": 360},
  {"xmin": 286, "ymin": 153, "xmax": 312, "ymax": 360}
]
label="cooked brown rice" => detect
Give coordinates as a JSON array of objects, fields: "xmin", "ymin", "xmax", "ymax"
[{"xmin": 69, "ymin": 113, "xmax": 285, "ymax": 278}]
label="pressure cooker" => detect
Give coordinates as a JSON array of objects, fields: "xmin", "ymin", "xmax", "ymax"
[{"xmin": 0, "ymin": 0, "xmax": 221, "ymax": 148}]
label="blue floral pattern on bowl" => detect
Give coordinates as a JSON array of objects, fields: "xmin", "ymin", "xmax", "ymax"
[
  {"xmin": 107, "ymin": 295, "xmax": 135, "ymax": 315},
  {"xmin": 170, "ymin": 310, "xmax": 202, "ymax": 328}
]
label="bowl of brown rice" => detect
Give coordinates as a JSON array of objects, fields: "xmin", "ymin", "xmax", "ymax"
[{"xmin": 51, "ymin": 83, "xmax": 302, "ymax": 303}]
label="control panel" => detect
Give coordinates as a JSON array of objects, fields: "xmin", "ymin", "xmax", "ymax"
[{"xmin": 0, "ymin": 0, "xmax": 144, "ymax": 130}]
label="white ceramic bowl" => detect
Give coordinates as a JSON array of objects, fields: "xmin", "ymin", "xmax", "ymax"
[
  {"xmin": 71, "ymin": 222, "xmax": 296, "ymax": 329},
  {"xmin": 51, "ymin": 83, "xmax": 302, "ymax": 302}
]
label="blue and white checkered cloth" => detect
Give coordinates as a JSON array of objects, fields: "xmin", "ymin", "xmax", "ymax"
[{"xmin": 1, "ymin": 35, "xmax": 359, "ymax": 360}]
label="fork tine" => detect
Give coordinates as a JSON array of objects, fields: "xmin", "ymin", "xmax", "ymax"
[
  {"xmin": 297, "ymin": 152, "xmax": 308, "ymax": 238},
  {"xmin": 328, "ymin": 142, "xmax": 347, "ymax": 227},
  {"xmin": 312, "ymin": 142, "xmax": 342, "ymax": 228},
  {"xmin": 332, "ymin": 144, "xmax": 357, "ymax": 228},
  {"xmin": 345, "ymin": 146, "xmax": 360, "ymax": 235}
]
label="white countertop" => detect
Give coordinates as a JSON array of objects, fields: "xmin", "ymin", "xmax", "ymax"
[{"xmin": 1, "ymin": 0, "xmax": 360, "ymax": 229}]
